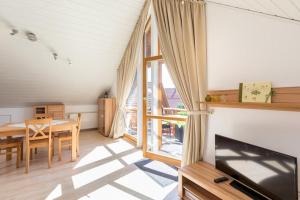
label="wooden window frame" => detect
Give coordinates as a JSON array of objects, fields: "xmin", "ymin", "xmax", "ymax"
[{"xmin": 142, "ymin": 55, "xmax": 187, "ymax": 167}]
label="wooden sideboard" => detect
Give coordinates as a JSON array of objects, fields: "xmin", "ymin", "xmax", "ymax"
[
  {"xmin": 33, "ymin": 103, "xmax": 65, "ymax": 119},
  {"xmin": 178, "ymin": 161, "xmax": 252, "ymax": 200},
  {"xmin": 98, "ymin": 98, "xmax": 116, "ymax": 136}
]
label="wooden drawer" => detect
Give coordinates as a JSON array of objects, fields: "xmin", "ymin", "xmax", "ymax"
[
  {"xmin": 47, "ymin": 111, "xmax": 64, "ymax": 120},
  {"xmin": 52, "ymin": 112, "xmax": 64, "ymax": 120},
  {"xmin": 47, "ymin": 105, "xmax": 64, "ymax": 112}
]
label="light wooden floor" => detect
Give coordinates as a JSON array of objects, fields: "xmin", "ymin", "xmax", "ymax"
[{"xmin": 0, "ymin": 130, "xmax": 179, "ymax": 200}]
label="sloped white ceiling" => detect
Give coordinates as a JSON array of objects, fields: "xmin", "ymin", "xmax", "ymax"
[
  {"xmin": 208, "ymin": 0, "xmax": 300, "ymax": 21},
  {"xmin": 0, "ymin": 0, "xmax": 145, "ymax": 107}
]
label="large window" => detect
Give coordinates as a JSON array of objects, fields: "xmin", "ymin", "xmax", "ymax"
[{"xmin": 142, "ymin": 17, "xmax": 186, "ymax": 166}]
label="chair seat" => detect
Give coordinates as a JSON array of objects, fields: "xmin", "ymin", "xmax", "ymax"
[
  {"xmin": 13, "ymin": 135, "xmax": 25, "ymax": 139},
  {"xmin": 0, "ymin": 138, "xmax": 22, "ymax": 147},
  {"xmin": 30, "ymin": 138, "xmax": 52, "ymax": 143},
  {"xmin": 53, "ymin": 131, "xmax": 68, "ymax": 137},
  {"xmin": 57, "ymin": 132, "xmax": 72, "ymax": 139},
  {"xmin": 0, "ymin": 137, "xmax": 22, "ymax": 143},
  {"xmin": 29, "ymin": 138, "xmax": 52, "ymax": 148},
  {"xmin": 0, "ymin": 138, "xmax": 22, "ymax": 168},
  {"xmin": 13, "ymin": 137, "xmax": 24, "ymax": 142}
]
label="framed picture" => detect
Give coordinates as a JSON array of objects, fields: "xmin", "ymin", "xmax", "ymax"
[{"xmin": 239, "ymin": 82, "xmax": 272, "ymax": 103}]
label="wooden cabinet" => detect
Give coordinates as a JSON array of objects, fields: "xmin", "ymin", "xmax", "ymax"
[
  {"xmin": 178, "ymin": 162, "xmax": 251, "ymax": 200},
  {"xmin": 98, "ymin": 98, "xmax": 116, "ymax": 136},
  {"xmin": 33, "ymin": 104, "xmax": 65, "ymax": 120}
]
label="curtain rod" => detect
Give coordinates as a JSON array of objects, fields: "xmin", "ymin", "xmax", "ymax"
[{"xmin": 204, "ymin": 0, "xmax": 300, "ymax": 23}]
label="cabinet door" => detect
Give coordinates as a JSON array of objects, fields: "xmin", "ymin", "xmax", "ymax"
[
  {"xmin": 99, "ymin": 112, "xmax": 104, "ymax": 132},
  {"xmin": 98, "ymin": 99, "xmax": 105, "ymax": 111},
  {"xmin": 104, "ymin": 99, "xmax": 114, "ymax": 135},
  {"xmin": 33, "ymin": 106, "xmax": 47, "ymax": 119},
  {"xmin": 34, "ymin": 106, "xmax": 47, "ymax": 114},
  {"xmin": 47, "ymin": 105, "xmax": 64, "ymax": 119},
  {"xmin": 98, "ymin": 99, "xmax": 105, "ymax": 134}
]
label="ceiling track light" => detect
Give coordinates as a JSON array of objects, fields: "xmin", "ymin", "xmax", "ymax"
[
  {"xmin": 10, "ymin": 29, "xmax": 18, "ymax": 35},
  {"xmin": 1, "ymin": 16, "xmax": 72, "ymax": 65},
  {"xmin": 53, "ymin": 52, "xmax": 58, "ymax": 60},
  {"xmin": 25, "ymin": 31, "xmax": 37, "ymax": 42}
]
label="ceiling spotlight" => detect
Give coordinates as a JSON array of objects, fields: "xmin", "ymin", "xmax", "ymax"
[
  {"xmin": 10, "ymin": 29, "xmax": 18, "ymax": 35},
  {"xmin": 25, "ymin": 31, "xmax": 37, "ymax": 42},
  {"xmin": 53, "ymin": 52, "xmax": 58, "ymax": 60}
]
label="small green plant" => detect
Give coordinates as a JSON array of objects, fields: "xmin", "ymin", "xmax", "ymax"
[
  {"xmin": 176, "ymin": 103, "xmax": 187, "ymax": 116},
  {"xmin": 265, "ymin": 89, "xmax": 276, "ymax": 103},
  {"xmin": 175, "ymin": 103, "xmax": 186, "ymax": 128}
]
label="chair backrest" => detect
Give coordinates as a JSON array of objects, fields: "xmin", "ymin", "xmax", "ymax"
[
  {"xmin": 67, "ymin": 113, "xmax": 82, "ymax": 136},
  {"xmin": 25, "ymin": 118, "xmax": 53, "ymax": 141},
  {"xmin": 76, "ymin": 113, "xmax": 82, "ymax": 136}
]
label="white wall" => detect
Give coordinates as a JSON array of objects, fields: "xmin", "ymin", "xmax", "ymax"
[
  {"xmin": 0, "ymin": 104, "xmax": 98, "ymax": 129},
  {"xmin": 0, "ymin": 107, "xmax": 32, "ymax": 125},
  {"xmin": 109, "ymin": 70, "xmax": 118, "ymax": 98},
  {"xmin": 65, "ymin": 105, "xmax": 98, "ymax": 130},
  {"xmin": 204, "ymin": 4, "xmax": 300, "ymax": 192}
]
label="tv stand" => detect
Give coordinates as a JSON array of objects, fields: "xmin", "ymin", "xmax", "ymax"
[
  {"xmin": 178, "ymin": 161, "xmax": 252, "ymax": 200},
  {"xmin": 230, "ymin": 180, "xmax": 268, "ymax": 200}
]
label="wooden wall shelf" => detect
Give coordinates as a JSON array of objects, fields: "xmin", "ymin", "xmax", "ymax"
[
  {"xmin": 206, "ymin": 87, "xmax": 300, "ymax": 112},
  {"xmin": 207, "ymin": 102, "xmax": 300, "ymax": 112}
]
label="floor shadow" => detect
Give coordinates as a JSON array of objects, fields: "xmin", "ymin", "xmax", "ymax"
[{"xmin": 134, "ymin": 159, "xmax": 178, "ymax": 187}]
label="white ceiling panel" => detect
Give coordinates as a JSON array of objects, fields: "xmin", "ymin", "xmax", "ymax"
[
  {"xmin": 0, "ymin": 0, "xmax": 145, "ymax": 107},
  {"xmin": 207, "ymin": 0, "xmax": 300, "ymax": 21}
]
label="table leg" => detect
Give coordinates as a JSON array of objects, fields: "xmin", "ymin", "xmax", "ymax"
[
  {"xmin": 6, "ymin": 136, "xmax": 12, "ymax": 161},
  {"xmin": 178, "ymin": 170, "xmax": 184, "ymax": 198},
  {"xmin": 71, "ymin": 125, "xmax": 77, "ymax": 162}
]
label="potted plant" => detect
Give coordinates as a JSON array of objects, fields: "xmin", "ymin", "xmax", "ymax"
[{"xmin": 174, "ymin": 103, "xmax": 187, "ymax": 143}]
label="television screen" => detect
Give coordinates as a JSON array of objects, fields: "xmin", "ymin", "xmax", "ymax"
[{"xmin": 215, "ymin": 134, "xmax": 298, "ymax": 200}]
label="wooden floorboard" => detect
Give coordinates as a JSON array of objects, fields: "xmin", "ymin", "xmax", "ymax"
[{"xmin": 0, "ymin": 130, "xmax": 179, "ymax": 200}]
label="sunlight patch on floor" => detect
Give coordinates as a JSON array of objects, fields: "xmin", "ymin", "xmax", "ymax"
[
  {"xmin": 78, "ymin": 184, "xmax": 140, "ymax": 200},
  {"xmin": 74, "ymin": 146, "xmax": 112, "ymax": 169},
  {"xmin": 121, "ymin": 151, "xmax": 143, "ymax": 165},
  {"xmin": 45, "ymin": 184, "xmax": 62, "ymax": 200},
  {"xmin": 106, "ymin": 140, "xmax": 135, "ymax": 154},
  {"xmin": 115, "ymin": 169, "xmax": 177, "ymax": 200},
  {"xmin": 72, "ymin": 160, "xmax": 124, "ymax": 189}
]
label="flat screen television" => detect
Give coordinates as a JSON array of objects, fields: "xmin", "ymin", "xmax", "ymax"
[{"xmin": 215, "ymin": 134, "xmax": 298, "ymax": 200}]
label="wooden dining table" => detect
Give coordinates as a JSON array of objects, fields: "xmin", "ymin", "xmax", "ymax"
[{"xmin": 0, "ymin": 120, "xmax": 78, "ymax": 161}]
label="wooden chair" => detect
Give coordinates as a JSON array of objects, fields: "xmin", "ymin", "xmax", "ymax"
[
  {"xmin": 25, "ymin": 118, "xmax": 54, "ymax": 173},
  {"xmin": 58, "ymin": 113, "xmax": 81, "ymax": 161},
  {"xmin": 0, "ymin": 138, "xmax": 22, "ymax": 168},
  {"xmin": 33, "ymin": 113, "xmax": 50, "ymax": 154}
]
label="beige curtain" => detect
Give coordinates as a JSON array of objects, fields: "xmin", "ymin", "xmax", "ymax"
[
  {"xmin": 109, "ymin": 0, "xmax": 150, "ymax": 138},
  {"xmin": 152, "ymin": 0, "xmax": 207, "ymax": 166}
]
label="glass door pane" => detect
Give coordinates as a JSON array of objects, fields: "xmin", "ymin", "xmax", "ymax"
[
  {"xmin": 144, "ymin": 59, "xmax": 186, "ymax": 160},
  {"xmin": 147, "ymin": 118, "xmax": 185, "ymax": 160}
]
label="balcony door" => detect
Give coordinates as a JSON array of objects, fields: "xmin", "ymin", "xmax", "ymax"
[
  {"xmin": 142, "ymin": 56, "xmax": 187, "ymax": 166},
  {"xmin": 141, "ymin": 16, "xmax": 187, "ymax": 166}
]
